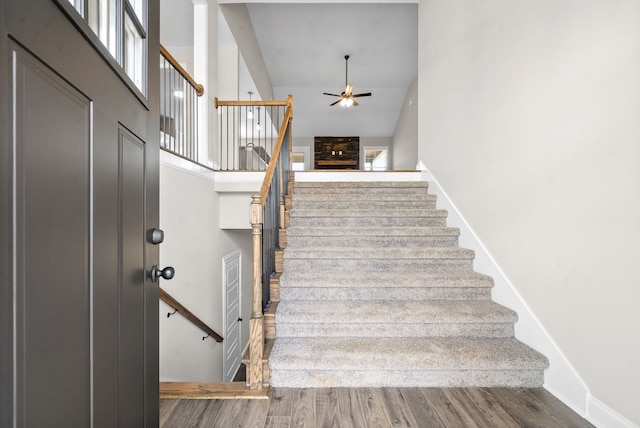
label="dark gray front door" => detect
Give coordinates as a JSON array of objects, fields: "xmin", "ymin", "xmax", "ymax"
[{"xmin": 0, "ymin": 1, "xmax": 160, "ymax": 427}]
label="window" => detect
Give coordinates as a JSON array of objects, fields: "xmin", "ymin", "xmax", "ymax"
[
  {"xmin": 364, "ymin": 147, "xmax": 388, "ymax": 171},
  {"xmin": 88, "ymin": 0, "xmax": 117, "ymax": 58},
  {"xmin": 124, "ymin": 10, "xmax": 145, "ymax": 89},
  {"xmin": 67, "ymin": 0, "xmax": 84, "ymax": 16},
  {"xmin": 292, "ymin": 146, "xmax": 310, "ymax": 171},
  {"xmin": 62, "ymin": 0, "xmax": 147, "ymax": 94},
  {"xmin": 292, "ymin": 152, "xmax": 305, "ymax": 171}
]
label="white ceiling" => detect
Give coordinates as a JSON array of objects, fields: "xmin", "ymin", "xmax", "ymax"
[
  {"xmin": 245, "ymin": 3, "xmax": 418, "ymax": 137},
  {"xmin": 160, "ymin": 0, "xmax": 418, "ymax": 138}
]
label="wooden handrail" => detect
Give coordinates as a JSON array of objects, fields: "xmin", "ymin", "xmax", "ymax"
[
  {"xmin": 160, "ymin": 288, "xmax": 223, "ymax": 342},
  {"xmin": 214, "ymin": 97, "xmax": 289, "ymax": 108},
  {"xmin": 259, "ymin": 95, "xmax": 293, "ymax": 204},
  {"xmin": 160, "ymin": 44, "xmax": 204, "ymax": 96},
  {"xmin": 246, "ymin": 94, "xmax": 293, "ymax": 390}
]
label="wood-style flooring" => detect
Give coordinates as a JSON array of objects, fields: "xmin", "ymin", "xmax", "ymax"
[{"xmin": 160, "ymin": 387, "xmax": 594, "ymax": 427}]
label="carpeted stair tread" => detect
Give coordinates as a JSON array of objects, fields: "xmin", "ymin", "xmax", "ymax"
[
  {"xmin": 287, "ymin": 236, "xmax": 458, "ymax": 248},
  {"xmin": 270, "ymin": 337, "xmax": 548, "ymax": 371},
  {"xmin": 269, "ymin": 336, "xmax": 548, "ymax": 387},
  {"xmin": 292, "ymin": 200, "xmax": 438, "ymax": 210},
  {"xmin": 284, "ymin": 247, "xmax": 474, "ymax": 260},
  {"xmin": 275, "ymin": 300, "xmax": 517, "ymax": 324},
  {"xmin": 289, "ymin": 208, "xmax": 448, "ymax": 218},
  {"xmin": 279, "ymin": 272, "xmax": 494, "ymax": 301},
  {"xmin": 279, "ymin": 271, "xmax": 494, "ymax": 289},
  {"xmin": 291, "ymin": 216, "xmax": 447, "ymax": 228},
  {"xmin": 294, "ymin": 181, "xmax": 428, "ymax": 189},
  {"xmin": 286, "ymin": 227, "xmax": 460, "ymax": 248},
  {"xmin": 292, "ymin": 193, "xmax": 436, "ymax": 202},
  {"xmin": 283, "ymin": 247, "xmax": 476, "ymax": 273},
  {"xmin": 286, "ymin": 226, "xmax": 460, "ymax": 237}
]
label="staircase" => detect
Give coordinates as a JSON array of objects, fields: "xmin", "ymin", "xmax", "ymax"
[
  {"xmin": 240, "ymin": 145, "xmax": 271, "ymax": 169},
  {"xmin": 268, "ymin": 178, "xmax": 548, "ymax": 388}
]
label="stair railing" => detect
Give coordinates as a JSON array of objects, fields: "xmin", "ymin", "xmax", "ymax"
[
  {"xmin": 247, "ymin": 95, "xmax": 293, "ymax": 389},
  {"xmin": 160, "ymin": 45, "xmax": 205, "ymax": 165},
  {"xmin": 215, "ymin": 97, "xmax": 288, "ymax": 171},
  {"xmin": 160, "ymin": 288, "xmax": 223, "ymax": 342}
]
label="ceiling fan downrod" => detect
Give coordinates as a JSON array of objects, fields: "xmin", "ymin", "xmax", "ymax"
[{"xmin": 344, "ymin": 54, "xmax": 350, "ymax": 89}]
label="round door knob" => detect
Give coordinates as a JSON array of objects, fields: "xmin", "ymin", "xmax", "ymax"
[{"xmin": 151, "ymin": 265, "xmax": 175, "ymax": 283}]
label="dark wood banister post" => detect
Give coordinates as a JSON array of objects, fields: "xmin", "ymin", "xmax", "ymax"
[{"xmin": 249, "ymin": 195, "xmax": 264, "ymax": 389}]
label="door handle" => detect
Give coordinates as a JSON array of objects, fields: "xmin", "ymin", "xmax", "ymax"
[{"xmin": 150, "ymin": 265, "xmax": 175, "ymax": 283}]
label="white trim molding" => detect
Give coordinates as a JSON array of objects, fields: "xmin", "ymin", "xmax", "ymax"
[
  {"xmin": 420, "ymin": 165, "xmax": 639, "ymax": 427},
  {"xmin": 587, "ymin": 396, "xmax": 638, "ymax": 428},
  {"xmin": 419, "ymin": 166, "xmax": 591, "ymax": 417}
]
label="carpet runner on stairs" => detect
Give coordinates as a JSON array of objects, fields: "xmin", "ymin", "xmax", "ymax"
[{"xmin": 269, "ymin": 179, "xmax": 548, "ymax": 388}]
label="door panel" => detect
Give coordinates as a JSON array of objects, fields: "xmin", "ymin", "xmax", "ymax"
[
  {"xmin": 0, "ymin": 0, "xmax": 160, "ymax": 426},
  {"xmin": 13, "ymin": 43, "xmax": 92, "ymax": 428},
  {"xmin": 118, "ymin": 129, "xmax": 146, "ymax": 427},
  {"xmin": 223, "ymin": 251, "xmax": 242, "ymax": 382}
]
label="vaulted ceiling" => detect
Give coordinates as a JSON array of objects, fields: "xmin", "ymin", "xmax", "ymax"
[
  {"xmin": 244, "ymin": 3, "xmax": 418, "ymax": 137},
  {"xmin": 161, "ymin": 1, "xmax": 418, "ymax": 138}
]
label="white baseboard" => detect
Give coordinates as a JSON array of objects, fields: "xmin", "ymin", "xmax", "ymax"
[
  {"xmin": 587, "ymin": 396, "xmax": 638, "ymax": 428},
  {"xmin": 419, "ymin": 167, "xmax": 590, "ymax": 417}
]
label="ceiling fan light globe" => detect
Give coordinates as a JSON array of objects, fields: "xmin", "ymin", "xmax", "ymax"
[
  {"xmin": 340, "ymin": 98, "xmax": 348, "ymax": 107},
  {"xmin": 346, "ymin": 98, "xmax": 354, "ymax": 107}
]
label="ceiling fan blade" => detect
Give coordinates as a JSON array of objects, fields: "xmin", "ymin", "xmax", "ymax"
[
  {"xmin": 351, "ymin": 99, "xmax": 359, "ymax": 107},
  {"xmin": 352, "ymin": 92, "xmax": 372, "ymax": 98},
  {"xmin": 330, "ymin": 99, "xmax": 341, "ymax": 106},
  {"xmin": 323, "ymin": 92, "xmax": 342, "ymax": 97},
  {"xmin": 344, "ymin": 84, "xmax": 353, "ymax": 97}
]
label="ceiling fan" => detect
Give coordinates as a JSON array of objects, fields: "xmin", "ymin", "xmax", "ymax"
[{"xmin": 323, "ymin": 55, "xmax": 372, "ymax": 107}]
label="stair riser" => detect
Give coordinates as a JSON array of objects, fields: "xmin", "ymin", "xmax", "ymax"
[
  {"xmin": 292, "ymin": 201, "xmax": 437, "ymax": 209},
  {"xmin": 269, "ymin": 369, "xmax": 544, "ymax": 388},
  {"xmin": 293, "ymin": 194, "xmax": 436, "ymax": 202},
  {"xmin": 279, "ymin": 272, "xmax": 493, "ymax": 286},
  {"xmin": 290, "ymin": 217, "xmax": 448, "ymax": 227},
  {"xmin": 279, "ymin": 287, "xmax": 492, "ymax": 301},
  {"xmin": 285, "ymin": 248, "xmax": 473, "ymax": 260},
  {"xmin": 294, "ymin": 182, "xmax": 428, "ymax": 188},
  {"xmin": 294, "ymin": 190, "xmax": 428, "ymax": 197},
  {"xmin": 294, "ymin": 185, "xmax": 428, "ymax": 192},
  {"xmin": 276, "ymin": 323, "xmax": 514, "ymax": 338},
  {"xmin": 286, "ymin": 236, "xmax": 458, "ymax": 248},
  {"xmin": 291, "ymin": 209, "xmax": 446, "ymax": 217},
  {"xmin": 283, "ymin": 259, "xmax": 474, "ymax": 272}
]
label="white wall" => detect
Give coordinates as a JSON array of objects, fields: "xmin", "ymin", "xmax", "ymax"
[
  {"xmin": 418, "ymin": 0, "xmax": 640, "ymax": 426},
  {"xmin": 392, "ymin": 77, "xmax": 418, "ymax": 170},
  {"xmin": 159, "ymin": 159, "xmax": 253, "ymax": 382},
  {"xmin": 219, "ymin": 3, "xmax": 274, "ymax": 102},
  {"xmin": 292, "ymin": 137, "xmax": 313, "ymax": 167},
  {"xmin": 160, "ymin": 0, "xmax": 193, "ymax": 49}
]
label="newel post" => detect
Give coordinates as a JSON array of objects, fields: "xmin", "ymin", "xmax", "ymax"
[{"xmin": 249, "ymin": 195, "xmax": 264, "ymax": 389}]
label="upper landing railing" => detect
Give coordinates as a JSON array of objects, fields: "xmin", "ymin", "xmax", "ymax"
[
  {"xmin": 215, "ymin": 98, "xmax": 290, "ymax": 171},
  {"xmin": 160, "ymin": 45, "xmax": 204, "ymax": 165}
]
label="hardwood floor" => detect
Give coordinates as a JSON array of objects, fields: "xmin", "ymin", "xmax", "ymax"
[{"xmin": 160, "ymin": 387, "xmax": 594, "ymax": 427}]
